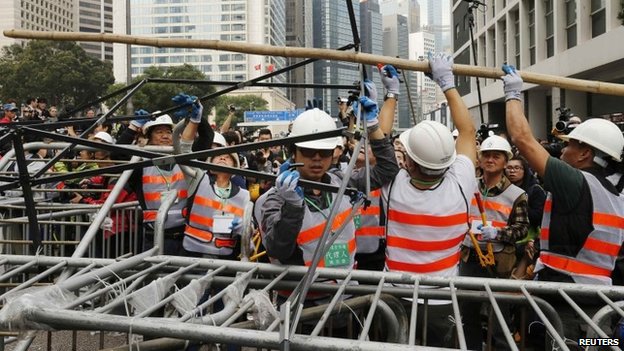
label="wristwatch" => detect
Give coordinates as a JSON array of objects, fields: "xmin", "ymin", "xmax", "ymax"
[{"xmin": 384, "ymin": 92, "xmax": 398, "ymax": 101}]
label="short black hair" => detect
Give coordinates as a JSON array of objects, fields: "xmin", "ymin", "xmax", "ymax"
[
  {"xmin": 222, "ymin": 131, "xmax": 239, "ymax": 145},
  {"xmin": 258, "ymin": 128, "xmax": 272, "ymax": 138}
]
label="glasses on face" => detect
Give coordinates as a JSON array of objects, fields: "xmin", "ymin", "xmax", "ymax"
[
  {"xmin": 298, "ymin": 147, "xmax": 333, "ymax": 158},
  {"xmin": 506, "ymin": 166, "xmax": 524, "ymax": 172}
]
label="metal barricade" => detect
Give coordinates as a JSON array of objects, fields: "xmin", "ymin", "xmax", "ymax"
[{"xmin": 0, "ymin": 253, "xmax": 623, "ymax": 351}]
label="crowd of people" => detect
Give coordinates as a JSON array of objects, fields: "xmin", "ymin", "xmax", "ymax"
[{"xmin": 1, "ymin": 53, "xmax": 623, "ymax": 349}]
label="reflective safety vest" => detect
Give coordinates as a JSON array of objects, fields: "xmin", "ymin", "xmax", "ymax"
[
  {"xmin": 536, "ymin": 172, "xmax": 624, "ymax": 285},
  {"xmin": 141, "ymin": 165, "xmax": 188, "ymax": 230},
  {"xmin": 183, "ymin": 174, "xmax": 250, "ymax": 257},
  {"xmin": 383, "ymin": 172, "xmax": 470, "ymax": 276},
  {"xmin": 297, "ymin": 179, "xmax": 356, "ymax": 268},
  {"xmin": 355, "ymin": 189, "xmax": 385, "ymax": 254},
  {"xmin": 462, "ymin": 183, "xmax": 525, "ymax": 252}
]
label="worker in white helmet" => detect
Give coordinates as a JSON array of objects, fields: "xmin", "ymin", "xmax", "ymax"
[
  {"xmin": 117, "ymin": 109, "xmax": 192, "ymax": 255},
  {"xmin": 175, "ymin": 93, "xmax": 252, "ymax": 260},
  {"xmin": 501, "ymin": 64, "xmax": 624, "ymax": 346},
  {"xmin": 459, "ymin": 134, "xmax": 528, "ymax": 350},
  {"xmin": 380, "ymin": 53, "xmax": 478, "ymax": 347},
  {"xmin": 254, "ymin": 74, "xmax": 399, "ymax": 282}
]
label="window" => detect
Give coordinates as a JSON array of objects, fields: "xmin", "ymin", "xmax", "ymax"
[
  {"xmin": 590, "ymin": 0, "xmax": 606, "ymax": 38},
  {"xmin": 545, "ymin": 0, "xmax": 554, "ymax": 58},
  {"xmin": 528, "ymin": 1, "xmax": 536, "ymax": 65},
  {"xmin": 565, "ymin": 0, "xmax": 577, "ymax": 48}
]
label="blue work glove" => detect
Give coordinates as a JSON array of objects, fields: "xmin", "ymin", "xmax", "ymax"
[
  {"xmin": 381, "ymin": 65, "xmax": 400, "ymax": 95},
  {"xmin": 358, "ymin": 96, "xmax": 379, "ymax": 128},
  {"xmin": 131, "ymin": 109, "xmax": 150, "ymax": 128},
  {"xmin": 229, "ymin": 217, "xmax": 243, "ymax": 233},
  {"xmin": 501, "ymin": 65, "xmax": 523, "ymax": 101},
  {"xmin": 362, "ymin": 79, "xmax": 378, "ymax": 101},
  {"xmin": 477, "ymin": 224, "xmax": 499, "ymax": 241},
  {"xmin": 426, "ymin": 52, "xmax": 455, "ymax": 92},
  {"xmin": 275, "ymin": 170, "xmax": 304, "ymax": 206},
  {"xmin": 278, "ymin": 160, "xmax": 292, "ymax": 175},
  {"xmin": 172, "ymin": 93, "xmax": 203, "ymax": 123}
]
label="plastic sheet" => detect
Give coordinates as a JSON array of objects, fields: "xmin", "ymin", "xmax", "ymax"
[
  {"xmin": 170, "ymin": 278, "xmax": 211, "ymax": 315},
  {"xmin": 0, "ymin": 286, "xmax": 76, "ymax": 330},
  {"xmin": 243, "ymin": 289, "xmax": 278, "ymax": 330},
  {"xmin": 127, "ymin": 276, "xmax": 175, "ymax": 315}
]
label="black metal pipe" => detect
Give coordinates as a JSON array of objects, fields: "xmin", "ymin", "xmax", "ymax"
[
  {"xmin": 145, "ymin": 78, "xmax": 357, "ymax": 90},
  {"xmin": 57, "ymin": 80, "xmax": 143, "ymax": 121},
  {"xmin": 11, "ymin": 130, "xmax": 42, "ymax": 254},
  {"xmin": 0, "ymin": 126, "xmax": 358, "ymax": 197}
]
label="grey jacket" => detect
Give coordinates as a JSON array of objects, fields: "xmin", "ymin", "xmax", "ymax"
[{"xmin": 254, "ymin": 136, "xmax": 399, "ymax": 265}]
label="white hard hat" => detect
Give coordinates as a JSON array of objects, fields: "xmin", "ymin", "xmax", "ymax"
[
  {"xmin": 143, "ymin": 112, "xmax": 173, "ymax": 134},
  {"xmin": 208, "ymin": 153, "xmax": 240, "ymax": 169},
  {"xmin": 213, "ymin": 132, "xmax": 227, "ymax": 147},
  {"xmin": 93, "ymin": 131, "xmax": 114, "ymax": 144},
  {"xmin": 399, "ymin": 120, "xmax": 456, "ymax": 170},
  {"xmin": 559, "ymin": 118, "xmax": 624, "ymax": 162},
  {"xmin": 479, "ymin": 135, "xmax": 513, "ymax": 160},
  {"xmin": 290, "ymin": 108, "xmax": 341, "ymax": 150}
]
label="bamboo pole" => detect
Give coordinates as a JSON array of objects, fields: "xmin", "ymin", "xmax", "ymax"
[{"xmin": 4, "ymin": 29, "xmax": 624, "ymax": 97}]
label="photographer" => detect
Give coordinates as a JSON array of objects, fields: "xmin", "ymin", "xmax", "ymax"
[
  {"xmin": 542, "ymin": 107, "xmax": 581, "ymax": 158},
  {"xmin": 219, "ymin": 104, "xmax": 237, "ymax": 133}
]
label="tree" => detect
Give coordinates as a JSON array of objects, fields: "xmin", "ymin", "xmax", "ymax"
[
  {"xmin": 0, "ymin": 40, "xmax": 114, "ymax": 108},
  {"xmin": 106, "ymin": 64, "xmax": 216, "ymax": 116},
  {"xmin": 619, "ymin": 0, "xmax": 624, "ymax": 25},
  {"xmin": 214, "ymin": 95, "xmax": 269, "ymax": 129}
]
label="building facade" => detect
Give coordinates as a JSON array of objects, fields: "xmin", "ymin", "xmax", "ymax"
[
  {"xmin": 285, "ymin": 0, "xmax": 313, "ymax": 108},
  {"xmin": 409, "ymin": 31, "xmax": 438, "ymax": 120},
  {"xmin": 113, "ymin": 0, "xmax": 292, "ymax": 110},
  {"xmin": 0, "ymin": 0, "xmax": 76, "ymax": 49},
  {"xmin": 312, "ymin": 0, "xmax": 361, "ymax": 117},
  {"xmin": 452, "ymin": 0, "xmax": 624, "ymax": 139},
  {"xmin": 78, "ymin": 0, "xmax": 113, "ymax": 61}
]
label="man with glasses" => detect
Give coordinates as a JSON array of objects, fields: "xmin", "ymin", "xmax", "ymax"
[
  {"xmin": 255, "ymin": 75, "xmax": 398, "ymax": 273},
  {"xmin": 459, "ymin": 134, "xmax": 528, "ymax": 349}
]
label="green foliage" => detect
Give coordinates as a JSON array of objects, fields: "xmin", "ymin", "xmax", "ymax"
[
  {"xmin": 106, "ymin": 64, "xmax": 216, "ymax": 116},
  {"xmin": 619, "ymin": 0, "xmax": 624, "ymax": 25},
  {"xmin": 214, "ymin": 95, "xmax": 269, "ymax": 129},
  {"xmin": 0, "ymin": 40, "xmax": 114, "ymax": 107}
]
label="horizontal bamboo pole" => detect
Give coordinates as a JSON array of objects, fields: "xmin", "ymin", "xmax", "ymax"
[{"xmin": 5, "ymin": 29, "xmax": 624, "ymax": 97}]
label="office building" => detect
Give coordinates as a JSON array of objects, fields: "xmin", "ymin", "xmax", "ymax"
[
  {"xmin": 452, "ymin": 0, "xmax": 624, "ymax": 139},
  {"xmin": 78, "ymin": 0, "xmax": 113, "ymax": 61},
  {"xmin": 285, "ymin": 0, "xmax": 313, "ymax": 108}
]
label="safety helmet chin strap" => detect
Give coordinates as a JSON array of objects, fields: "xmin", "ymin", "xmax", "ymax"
[{"xmin": 592, "ymin": 149, "xmax": 608, "ymax": 168}]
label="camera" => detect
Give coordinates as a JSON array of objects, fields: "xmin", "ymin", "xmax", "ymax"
[
  {"xmin": 227, "ymin": 104, "xmax": 237, "ymax": 112},
  {"xmin": 554, "ymin": 107, "xmax": 573, "ymax": 133},
  {"xmin": 478, "ymin": 123, "xmax": 499, "ymax": 141},
  {"xmin": 335, "ymin": 97, "xmax": 349, "ymax": 104}
]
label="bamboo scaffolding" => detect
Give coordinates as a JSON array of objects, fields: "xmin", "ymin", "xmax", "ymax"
[{"xmin": 4, "ymin": 29, "xmax": 624, "ymax": 96}]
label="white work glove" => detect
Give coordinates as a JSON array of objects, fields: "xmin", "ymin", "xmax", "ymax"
[
  {"xmin": 477, "ymin": 224, "xmax": 499, "ymax": 241},
  {"xmin": 501, "ymin": 64, "xmax": 523, "ymax": 101},
  {"xmin": 275, "ymin": 170, "xmax": 303, "ymax": 206},
  {"xmin": 426, "ymin": 52, "xmax": 455, "ymax": 92},
  {"xmin": 381, "ymin": 65, "xmax": 400, "ymax": 95}
]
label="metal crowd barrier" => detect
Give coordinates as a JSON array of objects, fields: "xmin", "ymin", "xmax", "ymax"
[{"xmin": 0, "ymin": 252, "xmax": 623, "ymax": 351}]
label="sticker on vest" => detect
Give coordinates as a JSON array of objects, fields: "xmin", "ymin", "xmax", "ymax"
[
  {"xmin": 324, "ymin": 243, "xmax": 351, "ymax": 267},
  {"xmin": 213, "ymin": 213, "xmax": 235, "ymax": 234},
  {"xmin": 353, "ymin": 214, "xmax": 362, "ymax": 229}
]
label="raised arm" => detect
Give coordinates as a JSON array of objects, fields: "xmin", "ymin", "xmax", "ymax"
[
  {"xmin": 501, "ymin": 65, "xmax": 549, "ymax": 176},
  {"xmin": 428, "ymin": 53, "xmax": 477, "ymax": 164}
]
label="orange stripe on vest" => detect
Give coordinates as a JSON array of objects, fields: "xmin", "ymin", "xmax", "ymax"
[
  {"xmin": 540, "ymin": 252, "xmax": 611, "ymax": 277},
  {"xmin": 471, "ymin": 198, "xmax": 512, "ymax": 217},
  {"xmin": 386, "ymin": 251, "xmax": 461, "ymax": 273},
  {"xmin": 387, "ymin": 234, "xmax": 465, "ymax": 251},
  {"xmin": 593, "ymin": 212, "xmax": 624, "ymax": 230},
  {"xmin": 355, "ymin": 226, "xmax": 385, "ymax": 237},
  {"xmin": 189, "ymin": 213, "xmax": 214, "ymax": 227},
  {"xmin": 194, "ymin": 195, "xmax": 244, "ymax": 217},
  {"xmin": 388, "ymin": 210, "xmax": 466, "ymax": 227},
  {"xmin": 297, "ymin": 209, "xmax": 352, "ymax": 245},
  {"xmin": 185, "ymin": 225, "xmax": 213, "ymax": 241},
  {"xmin": 583, "ymin": 237, "xmax": 621, "ymax": 257}
]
